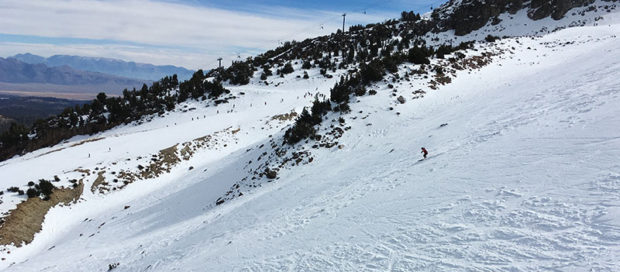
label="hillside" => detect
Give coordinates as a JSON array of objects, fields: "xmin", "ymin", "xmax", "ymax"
[
  {"xmin": 11, "ymin": 54, "xmax": 194, "ymax": 82},
  {"xmin": 0, "ymin": 95, "xmax": 87, "ymax": 133},
  {"xmin": 0, "ymin": 115, "xmax": 13, "ymax": 134},
  {"xmin": 0, "ymin": 0, "xmax": 618, "ymax": 270}
]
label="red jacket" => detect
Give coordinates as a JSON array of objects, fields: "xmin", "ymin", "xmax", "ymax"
[{"xmin": 421, "ymin": 148, "xmax": 428, "ymax": 155}]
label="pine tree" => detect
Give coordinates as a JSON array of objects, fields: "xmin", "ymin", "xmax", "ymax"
[
  {"xmin": 281, "ymin": 62, "xmax": 294, "ymax": 74},
  {"xmin": 38, "ymin": 179, "xmax": 55, "ymax": 199}
]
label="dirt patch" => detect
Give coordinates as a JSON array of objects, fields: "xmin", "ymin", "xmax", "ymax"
[
  {"xmin": 429, "ymin": 51, "xmax": 497, "ymax": 90},
  {"xmin": 0, "ymin": 182, "xmax": 84, "ymax": 247},
  {"xmin": 70, "ymin": 137, "xmax": 104, "ymax": 148},
  {"xmin": 101, "ymin": 144, "xmax": 183, "ymax": 190},
  {"xmin": 74, "ymin": 168, "xmax": 91, "ymax": 175},
  {"xmin": 94, "ymin": 127, "xmax": 237, "ymax": 193},
  {"xmin": 159, "ymin": 145, "xmax": 180, "ymax": 165},
  {"xmin": 435, "ymin": 73, "xmax": 452, "ymax": 85},
  {"xmin": 90, "ymin": 171, "xmax": 106, "ymax": 193},
  {"xmin": 192, "ymin": 135, "xmax": 213, "ymax": 149},
  {"xmin": 412, "ymin": 89, "xmax": 426, "ymax": 100},
  {"xmin": 144, "ymin": 144, "xmax": 181, "ymax": 178},
  {"xmin": 179, "ymin": 144, "xmax": 192, "ymax": 161},
  {"xmin": 271, "ymin": 111, "xmax": 298, "ymax": 122}
]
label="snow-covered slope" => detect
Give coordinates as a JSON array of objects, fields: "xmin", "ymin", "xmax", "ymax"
[{"xmin": 1, "ymin": 4, "xmax": 619, "ymax": 272}]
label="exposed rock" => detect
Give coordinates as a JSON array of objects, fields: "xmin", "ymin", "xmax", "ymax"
[
  {"xmin": 529, "ymin": 0, "xmax": 595, "ymax": 20},
  {"xmin": 90, "ymin": 171, "xmax": 106, "ymax": 193},
  {"xmin": 265, "ymin": 168, "xmax": 278, "ymax": 179},
  {"xmin": 0, "ymin": 182, "xmax": 84, "ymax": 246},
  {"xmin": 432, "ymin": 0, "xmax": 596, "ymax": 35}
]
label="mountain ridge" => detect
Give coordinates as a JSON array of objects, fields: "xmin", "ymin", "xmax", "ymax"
[
  {"xmin": 11, "ymin": 53, "xmax": 194, "ymax": 81},
  {"xmin": 0, "ymin": 57, "xmax": 150, "ymax": 98},
  {"xmin": 0, "ymin": 57, "xmax": 145, "ymax": 86}
]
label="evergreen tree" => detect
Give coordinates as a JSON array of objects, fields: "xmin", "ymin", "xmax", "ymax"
[
  {"xmin": 284, "ymin": 109, "xmax": 316, "ymax": 144},
  {"xmin": 38, "ymin": 179, "xmax": 55, "ymax": 198},
  {"xmin": 408, "ymin": 45, "xmax": 431, "ymax": 64},
  {"xmin": 302, "ymin": 61, "xmax": 312, "ymax": 69},
  {"xmin": 360, "ymin": 59, "xmax": 384, "ymax": 84},
  {"xmin": 281, "ymin": 62, "xmax": 294, "ymax": 74}
]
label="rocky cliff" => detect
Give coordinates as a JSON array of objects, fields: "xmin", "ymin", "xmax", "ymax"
[{"xmin": 431, "ymin": 0, "xmax": 608, "ymax": 35}]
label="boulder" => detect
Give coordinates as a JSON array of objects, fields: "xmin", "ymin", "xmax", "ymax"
[{"xmin": 265, "ymin": 168, "xmax": 278, "ymax": 179}]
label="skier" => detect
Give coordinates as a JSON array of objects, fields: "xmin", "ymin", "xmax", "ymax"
[{"xmin": 421, "ymin": 147, "xmax": 428, "ymax": 159}]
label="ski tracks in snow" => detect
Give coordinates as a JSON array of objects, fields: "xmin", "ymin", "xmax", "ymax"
[{"xmin": 231, "ymin": 30, "xmax": 620, "ymax": 271}]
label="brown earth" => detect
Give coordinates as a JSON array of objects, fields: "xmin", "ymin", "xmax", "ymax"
[
  {"xmin": 0, "ymin": 182, "xmax": 84, "ymax": 247},
  {"xmin": 90, "ymin": 171, "xmax": 106, "ymax": 193},
  {"xmin": 272, "ymin": 111, "xmax": 298, "ymax": 121}
]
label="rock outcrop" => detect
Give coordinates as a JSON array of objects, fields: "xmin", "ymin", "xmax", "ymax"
[{"xmin": 431, "ymin": 0, "xmax": 599, "ymax": 35}]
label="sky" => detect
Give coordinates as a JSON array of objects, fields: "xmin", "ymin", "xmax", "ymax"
[{"xmin": 0, "ymin": 0, "xmax": 447, "ymax": 70}]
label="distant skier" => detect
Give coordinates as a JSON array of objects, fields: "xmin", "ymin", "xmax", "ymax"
[{"xmin": 421, "ymin": 147, "xmax": 428, "ymax": 159}]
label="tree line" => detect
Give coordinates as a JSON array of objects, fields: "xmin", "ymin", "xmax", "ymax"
[{"xmin": 0, "ymin": 71, "xmax": 231, "ymax": 161}]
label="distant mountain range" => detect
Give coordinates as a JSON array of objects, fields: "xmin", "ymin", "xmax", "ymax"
[
  {"xmin": 0, "ymin": 57, "xmax": 146, "ymax": 86},
  {"xmin": 11, "ymin": 53, "xmax": 194, "ymax": 81},
  {"xmin": 0, "ymin": 57, "xmax": 149, "ymax": 99}
]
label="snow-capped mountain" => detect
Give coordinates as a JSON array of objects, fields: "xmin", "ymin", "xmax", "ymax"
[{"xmin": 0, "ymin": 0, "xmax": 618, "ymax": 270}]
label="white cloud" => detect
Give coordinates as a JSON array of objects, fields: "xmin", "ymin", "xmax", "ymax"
[{"xmin": 0, "ymin": 0, "xmax": 396, "ymax": 69}]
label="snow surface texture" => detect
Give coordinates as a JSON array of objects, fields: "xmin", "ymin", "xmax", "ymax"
[{"xmin": 1, "ymin": 6, "xmax": 620, "ymax": 272}]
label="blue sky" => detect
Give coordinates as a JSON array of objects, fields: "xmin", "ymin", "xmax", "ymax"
[{"xmin": 0, "ymin": 0, "xmax": 447, "ymax": 70}]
